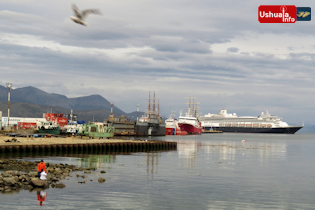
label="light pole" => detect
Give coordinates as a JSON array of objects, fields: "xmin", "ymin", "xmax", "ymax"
[
  {"xmin": 110, "ymin": 103, "xmax": 114, "ymax": 116},
  {"xmin": 6, "ymin": 83, "xmax": 12, "ymax": 128}
]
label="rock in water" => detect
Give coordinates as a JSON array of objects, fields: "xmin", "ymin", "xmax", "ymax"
[
  {"xmin": 31, "ymin": 179, "xmax": 49, "ymax": 188},
  {"xmin": 98, "ymin": 177, "xmax": 105, "ymax": 183},
  {"xmin": 55, "ymin": 182, "xmax": 66, "ymax": 189}
]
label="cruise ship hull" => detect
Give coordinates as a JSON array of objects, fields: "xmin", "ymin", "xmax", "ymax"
[
  {"xmin": 135, "ymin": 122, "xmax": 166, "ymax": 136},
  {"xmin": 203, "ymin": 126, "xmax": 303, "ymax": 134}
]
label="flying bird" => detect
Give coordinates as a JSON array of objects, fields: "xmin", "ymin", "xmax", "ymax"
[{"xmin": 70, "ymin": 4, "xmax": 102, "ymax": 26}]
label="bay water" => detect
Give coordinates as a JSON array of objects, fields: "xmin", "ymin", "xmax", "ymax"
[{"xmin": 1, "ymin": 133, "xmax": 315, "ymax": 209}]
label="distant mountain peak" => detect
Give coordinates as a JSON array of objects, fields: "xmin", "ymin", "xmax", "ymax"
[{"xmin": 0, "ymin": 86, "xmax": 125, "ymax": 114}]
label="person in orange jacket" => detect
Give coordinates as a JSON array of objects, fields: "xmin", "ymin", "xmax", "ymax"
[{"xmin": 37, "ymin": 160, "xmax": 46, "ymax": 178}]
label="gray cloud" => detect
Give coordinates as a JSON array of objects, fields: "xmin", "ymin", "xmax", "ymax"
[{"xmin": 227, "ymin": 47, "xmax": 239, "ymax": 53}]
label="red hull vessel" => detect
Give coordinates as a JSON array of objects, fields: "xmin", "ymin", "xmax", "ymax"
[
  {"xmin": 166, "ymin": 126, "xmax": 188, "ymax": 135},
  {"xmin": 165, "ymin": 113, "xmax": 188, "ymax": 135},
  {"xmin": 176, "ymin": 129, "xmax": 188, "ymax": 135},
  {"xmin": 166, "ymin": 127, "xmax": 174, "ymax": 135},
  {"xmin": 177, "ymin": 96, "xmax": 202, "ymax": 135},
  {"xmin": 178, "ymin": 123, "xmax": 202, "ymax": 135}
]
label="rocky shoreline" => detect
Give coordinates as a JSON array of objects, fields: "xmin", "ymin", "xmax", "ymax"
[{"xmin": 0, "ymin": 159, "xmax": 106, "ymax": 193}]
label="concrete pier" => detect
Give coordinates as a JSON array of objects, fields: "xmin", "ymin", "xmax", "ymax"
[{"xmin": 0, "ymin": 135, "xmax": 177, "ymax": 155}]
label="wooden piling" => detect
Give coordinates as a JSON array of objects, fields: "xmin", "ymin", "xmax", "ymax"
[{"xmin": 1, "ymin": 145, "xmax": 6, "ymax": 153}]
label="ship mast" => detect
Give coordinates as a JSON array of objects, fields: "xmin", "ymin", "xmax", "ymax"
[
  {"xmin": 137, "ymin": 104, "xmax": 140, "ymax": 122},
  {"xmin": 184, "ymin": 96, "xmax": 201, "ymax": 117},
  {"xmin": 189, "ymin": 96, "xmax": 191, "ymax": 116},
  {"xmin": 157, "ymin": 98, "xmax": 160, "ymax": 118},
  {"xmin": 147, "ymin": 92, "xmax": 151, "ymax": 120},
  {"xmin": 192, "ymin": 97, "xmax": 195, "ymax": 117},
  {"xmin": 193, "ymin": 99, "xmax": 200, "ymax": 117},
  {"xmin": 146, "ymin": 91, "xmax": 160, "ymax": 121},
  {"xmin": 153, "ymin": 91, "xmax": 156, "ymax": 119}
]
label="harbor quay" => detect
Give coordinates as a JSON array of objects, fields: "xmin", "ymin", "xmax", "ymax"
[
  {"xmin": 0, "ymin": 134, "xmax": 177, "ymax": 194},
  {"xmin": 0, "ymin": 135, "xmax": 177, "ymax": 155}
]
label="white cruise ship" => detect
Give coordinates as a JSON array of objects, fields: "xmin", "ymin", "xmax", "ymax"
[{"xmin": 198, "ymin": 109, "xmax": 303, "ymax": 134}]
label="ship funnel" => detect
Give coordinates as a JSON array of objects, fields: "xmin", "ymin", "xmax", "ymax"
[{"xmin": 220, "ymin": 109, "xmax": 227, "ymax": 115}]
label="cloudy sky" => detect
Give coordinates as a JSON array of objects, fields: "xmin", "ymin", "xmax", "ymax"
[{"xmin": 0, "ymin": 0, "xmax": 314, "ymax": 125}]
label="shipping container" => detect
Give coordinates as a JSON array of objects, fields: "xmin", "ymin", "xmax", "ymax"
[
  {"xmin": 55, "ymin": 117, "xmax": 68, "ymax": 125},
  {"xmin": 44, "ymin": 113, "xmax": 65, "ymax": 121},
  {"xmin": 18, "ymin": 122, "xmax": 37, "ymax": 129}
]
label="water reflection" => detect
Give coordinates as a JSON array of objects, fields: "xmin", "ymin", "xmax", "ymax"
[
  {"xmin": 177, "ymin": 140, "xmax": 199, "ymax": 168},
  {"xmin": 78, "ymin": 155, "xmax": 116, "ymax": 168},
  {"xmin": 145, "ymin": 152, "xmax": 160, "ymax": 175},
  {"xmin": 175, "ymin": 135, "xmax": 288, "ymax": 168},
  {"xmin": 64, "ymin": 135, "xmax": 292, "ymax": 174},
  {"xmin": 1, "ymin": 134, "xmax": 315, "ymax": 209},
  {"xmin": 37, "ymin": 190, "xmax": 47, "ymax": 206}
]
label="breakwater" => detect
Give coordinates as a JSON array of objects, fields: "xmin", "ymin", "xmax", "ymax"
[{"xmin": 0, "ymin": 141, "xmax": 177, "ymax": 157}]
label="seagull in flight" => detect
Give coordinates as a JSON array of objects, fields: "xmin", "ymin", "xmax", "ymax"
[{"xmin": 70, "ymin": 4, "xmax": 102, "ymax": 26}]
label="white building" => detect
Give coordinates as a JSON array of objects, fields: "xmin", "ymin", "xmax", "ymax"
[{"xmin": 1, "ymin": 117, "xmax": 47, "ymax": 128}]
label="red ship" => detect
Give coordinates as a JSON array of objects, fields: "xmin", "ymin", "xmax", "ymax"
[
  {"xmin": 178, "ymin": 117, "xmax": 202, "ymax": 134},
  {"xmin": 177, "ymin": 97, "xmax": 202, "ymax": 135},
  {"xmin": 165, "ymin": 113, "xmax": 188, "ymax": 135},
  {"xmin": 165, "ymin": 127, "xmax": 188, "ymax": 135}
]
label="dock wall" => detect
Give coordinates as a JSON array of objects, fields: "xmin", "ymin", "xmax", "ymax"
[{"xmin": 0, "ymin": 141, "xmax": 177, "ymax": 157}]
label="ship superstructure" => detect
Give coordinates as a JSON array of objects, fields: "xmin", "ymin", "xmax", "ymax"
[
  {"xmin": 106, "ymin": 103, "xmax": 135, "ymax": 136},
  {"xmin": 199, "ymin": 109, "xmax": 303, "ymax": 134}
]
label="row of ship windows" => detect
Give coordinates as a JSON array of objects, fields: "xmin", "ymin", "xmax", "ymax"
[
  {"xmin": 204, "ymin": 123, "xmax": 275, "ymax": 127},
  {"xmin": 202, "ymin": 120, "xmax": 277, "ymax": 123}
]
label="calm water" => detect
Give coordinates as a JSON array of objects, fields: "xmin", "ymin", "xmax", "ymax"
[{"xmin": 1, "ymin": 133, "xmax": 315, "ymax": 210}]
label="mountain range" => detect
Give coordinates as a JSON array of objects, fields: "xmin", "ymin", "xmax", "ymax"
[{"xmin": 0, "ymin": 85, "xmax": 143, "ymax": 122}]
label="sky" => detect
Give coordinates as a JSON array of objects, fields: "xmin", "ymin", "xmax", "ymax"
[{"xmin": 0, "ymin": 0, "xmax": 314, "ymax": 126}]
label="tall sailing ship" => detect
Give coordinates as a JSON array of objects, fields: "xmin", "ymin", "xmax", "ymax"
[
  {"xmin": 198, "ymin": 109, "xmax": 303, "ymax": 134},
  {"xmin": 177, "ymin": 97, "xmax": 202, "ymax": 135},
  {"xmin": 134, "ymin": 92, "xmax": 165, "ymax": 136}
]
